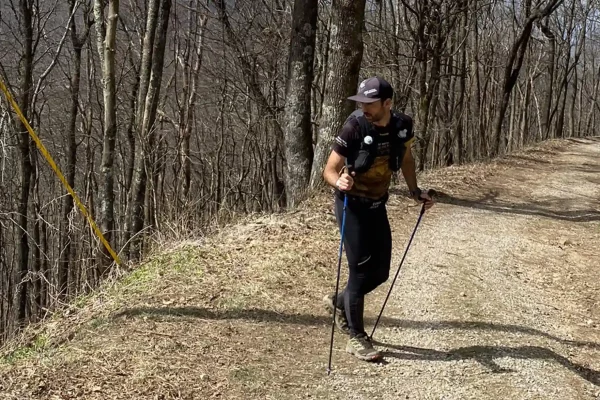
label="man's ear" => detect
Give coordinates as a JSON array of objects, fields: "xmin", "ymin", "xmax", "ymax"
[{"xmin": 384, "ymin": 98, "xmax": 392, "ymax": 109}]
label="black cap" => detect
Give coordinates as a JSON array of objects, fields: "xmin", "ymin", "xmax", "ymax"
[{"xmin": 348, "ymin": 77, "xmax": 394, "ymax": 103}]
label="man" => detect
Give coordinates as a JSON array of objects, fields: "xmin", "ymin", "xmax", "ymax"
[{"xmin": 322, "ymin": 76, "xmax": 434, "ymax": 361}]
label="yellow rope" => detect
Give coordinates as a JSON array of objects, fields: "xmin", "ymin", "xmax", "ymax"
[{"xmin": 0, "ymin": 78, "xmax": 122, "ymax": 266}]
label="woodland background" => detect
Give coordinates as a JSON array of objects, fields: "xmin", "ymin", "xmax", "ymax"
[{"xmin": 0, "ymin": 0, "xmax": 597, "ymax": 344}]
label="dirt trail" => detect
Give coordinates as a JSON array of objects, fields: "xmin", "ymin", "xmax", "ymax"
[{"xmin": 1, "ymin": 138, "xmax": 599, "ymax": 400}]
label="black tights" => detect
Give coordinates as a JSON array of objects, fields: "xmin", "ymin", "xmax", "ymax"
[{"xmin": 334, "ymin": 194, "xmax": 392, "ymax": 338}]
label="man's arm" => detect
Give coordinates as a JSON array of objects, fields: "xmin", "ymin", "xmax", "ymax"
[
  {"xmin": 400, "ymin": 146, "xmax": 419, "ymax": 194},
  {"xmin": 324, "ymin": 118, "xmax": 359, "ymax": 190},
  {"xmin": 323, "ymin": 151, "xmax": 345, "ymax": 188},
  {"xmin": 400, "ymin": 145, "xmax": 434, "ymax": 209},
  {"xmin": 323, "ymin": 150, "xmax": 354, "ymax": 191}
]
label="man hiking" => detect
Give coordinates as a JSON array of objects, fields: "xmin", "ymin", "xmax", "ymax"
[{"xmin": 322, "ymin": 76, "xmax": 434, "ymax": 361}]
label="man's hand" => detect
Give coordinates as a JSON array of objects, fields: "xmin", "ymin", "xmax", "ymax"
[
  {"xmin": 412, "ymin": 189, "xmax": 435, "ymax": 211},
  {"xmin": 324, "ymin": 150, "xmax": 357, "ymax": 192},
  {"xmin": 336, "ymin": 171, "xmax": 355, "ymax": 192}
]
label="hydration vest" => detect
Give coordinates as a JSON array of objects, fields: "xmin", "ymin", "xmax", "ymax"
[{"xmin": 343, "ymin": 109, "xmax": 413, "ymax": 175}]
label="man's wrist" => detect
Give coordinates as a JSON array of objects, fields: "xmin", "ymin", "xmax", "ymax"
[
  {"xmin": 410, "ymin": 187, "xmax": 422, "ymax": 199},
  {"xmin": 335, "ymin": 178, "xmax": 342, "ymax": 190}
]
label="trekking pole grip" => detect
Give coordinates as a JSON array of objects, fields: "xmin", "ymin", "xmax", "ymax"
[{"xmin": 418, "ymin": 188, "xmax": 437, "ymax": 215}]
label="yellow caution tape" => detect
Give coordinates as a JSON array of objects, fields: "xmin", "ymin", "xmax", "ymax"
[{"xmin": 0, "ymin": 78, "xmax": 121, "ymax": 266}]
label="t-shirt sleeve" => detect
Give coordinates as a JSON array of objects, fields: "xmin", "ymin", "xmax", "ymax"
[
  {"xmin": 332, "ymin": 119, "xmax": 360, "ymax": 158},
  {"xmin": 402, "ymin": 115, "xmax": 415, "ymax": 148}
]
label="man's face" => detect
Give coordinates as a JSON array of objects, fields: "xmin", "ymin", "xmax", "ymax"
[{"xmin": 360, "ymin": 99, "xmax": 390, "ymax": 123}]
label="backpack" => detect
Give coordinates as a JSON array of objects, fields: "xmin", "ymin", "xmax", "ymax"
[{"xmin": 343, "ymin": 109, "xmax": 412, "ymax": 175}]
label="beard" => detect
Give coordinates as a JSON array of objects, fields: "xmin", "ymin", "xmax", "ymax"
[{"xmin": 364, "ymin": 110, "xmax": 385, "ymax": 123}]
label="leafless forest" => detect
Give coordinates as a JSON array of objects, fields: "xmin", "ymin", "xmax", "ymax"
[{"xmin": 0, "ymin": 0, "xmax": 597, "ymax": 344}]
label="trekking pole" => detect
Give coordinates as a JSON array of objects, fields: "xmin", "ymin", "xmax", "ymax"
[
  {"xmin": 369, "ymin": 192, "xmax": 432, "ymax": 341},
  {"xmin": 327, "ymin": 193, "xmax": 347, "ymax": 375},
  {"xmin": 327, "ymin": 176, "xmax": 351, "ymax": 375}
]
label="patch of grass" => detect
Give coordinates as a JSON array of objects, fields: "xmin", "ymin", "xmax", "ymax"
[
  {"xmin": 121, "ymin": 263, "xmax": 156, "ymax": 288},
  {"xmin": 114, "ymin": 256, "xmax": 168, "ymax": 298},
  {"xmin": 218, "ymin": 296, "xmax": 251, "ymax": 311},
  {"xmin": 119, "ymin": 247, "xmax": 204, "ymax": 293},
  {"xmin": 0, "ymin": 346, "xmax": 36, "ymax": 365},
  {"xmin": 33, "ymin": 333, "xmax": 48, "ymax": 349},
  {"xmin": 0, "ymin": 333, "xmax": 48, "ymax": 365},
  {"xmin": 72, "ymin": 292, "xmax": 94, "ymax": 309},
  {"xmin": 168, "ymin": 247, "xmax": 205, "ymax": 274},
  {"xmin": 89, "ymin": 317, "xmax": 109, "ymax": 330}
]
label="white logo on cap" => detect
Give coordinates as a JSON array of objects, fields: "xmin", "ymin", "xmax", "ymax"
[{"xmin": 364, "ymin": 89, "xmax": 377, "ymax": 95}]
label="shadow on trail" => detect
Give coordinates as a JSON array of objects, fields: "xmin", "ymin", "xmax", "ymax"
[
  {"xmin": 506, "ymin": 155, "xmax": 600, "ymax": 173},
  {"xmin": 115, "ymin": 307, "xmax": 600, "ymax": 385},
  {"xmin": 113, "ymin": 306, "xmax": 600, "ymax": 351},
  {"xmin": 374, "ymin": 340, "xmax": 600, "ymax": 387},
  {"xmin": 432, "ymin": 193, "xmax": 600, "ymax": 222},
  {"xmin": 391, "ymin": 185, "xmax": 600, "ymax": 222}
]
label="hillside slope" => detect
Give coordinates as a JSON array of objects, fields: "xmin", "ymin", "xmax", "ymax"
[{"xmin": 1, "ymin": 138, "xmax": 599, "ymax": 400}]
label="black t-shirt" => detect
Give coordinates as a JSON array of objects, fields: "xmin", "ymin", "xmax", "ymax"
[{"xmin": 333, "ymin": 111, "xmax": 415, "ymax": 199}]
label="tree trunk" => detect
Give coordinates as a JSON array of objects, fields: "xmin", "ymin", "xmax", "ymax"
[
  {"xmin": 40, "ymin": 215, "xmax": 48, "ymax": 313},
  {"xmin": 32, "ymin": 165, "xmax": 41, "ymax": 321},
  {"xmin": 493, "ymin": 1, "xmax": 534, "ymax": 155},
  {"xmin": 492, "ymin": 0, "xmax": 564, "ymax": 155},
  {"xmin": 16, "ymin": 0, "xmax": 34, "ymax": 326},
  {"xmin": 94, "ymin": 0, "xmax": 120, "ymax": 273},
  {"xmin": 283, "ymin": 0, "xmax": 318, "ymax": 208},
  {"xmin": 417, "ymin": 48, "xmax": 442, "ymax": 171},
  {"xmin": 122, "ymin": 0, "xmax": 159, "ymax": 256},
  {"xmin": 455, "ymin": 3, "xmax": 467, "ymax": 164},
  {"xmin": 555, "ymin": 1, "xmax": 575, "ymax": 139},
  {"xmin": 180, "ymin": 12, "xmax": 207, "ymax": 202},
  {"xmin": 59, "ymin": 1, "xmax": 91, "ymax": 299},
  {"xmin": 471, "ymin": 0, "xmax": 484, "ymax": 160},
  {"xmin": 129, "ymin": 0, "xmax": 172, "ymax": 260},
  {"xmin": 214, "ymin": 0, "xmax": 285, "ymax": 142},
  {"xmin": 315, "ymin": 14, "xmax": 331, "ymax": 125},
  {"xmin": 309, "ymin": 0, "xmax": 367, "ymax": 187},
  {"xmin": 569, "ymin": 67, "xmax": 578, "ymax": 138},
  {"xmin": 539, "ymin": 20, "xmax": 555, "ymax": 140},
  {"xmin": 520, "ymin": 73, "xmax": 531, "ymax": 147},
  {"xmin": 555, "ymin": 2, "xmax": 584, "ymax": 139}
]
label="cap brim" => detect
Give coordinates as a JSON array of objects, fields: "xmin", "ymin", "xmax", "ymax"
[{"xmin": 347, "ymin": 95, "xmax": 379, "ymax": 103}]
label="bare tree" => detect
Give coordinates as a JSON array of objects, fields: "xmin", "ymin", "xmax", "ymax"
[
  {"xmin": 14, "ymin": 0, "xmax": 35, "ymax": 326},
  {"xmin": 127, "ymin": 0, "xmax": 172, "ymax": 260},
  {"xmin": 93, "ymin": 0, "xmax": 119, "ymax": 272},
  {"xmin": 283, "ymin": 0, "xmax": 318, "ymax": 207},
  {"xmin": 58, "ymin": 0, "xmax": 94, "ymax": 300},
  {"xmin": 176, "ymin": 3, "xmax": 208, "ymax": 203},
  {"xmin": 493, "ymin": 0, "xmax": 564, "ymax": 154},
  {"xmin": 309, "ymin": 0, "xmax": 367, "ymax": 187}
]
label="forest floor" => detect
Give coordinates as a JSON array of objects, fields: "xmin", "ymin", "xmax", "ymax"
[{"xmin": 1, "ymin": 137, "xmax": 600, "ymax": 400}]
